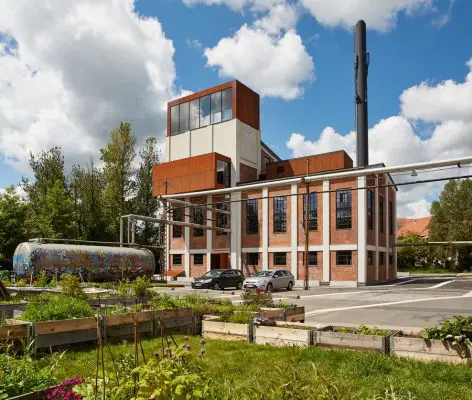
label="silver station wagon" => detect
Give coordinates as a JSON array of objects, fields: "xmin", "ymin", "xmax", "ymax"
[{"xmin": 242, "ymin": 270, "xmax": 295, "ymax": 292}]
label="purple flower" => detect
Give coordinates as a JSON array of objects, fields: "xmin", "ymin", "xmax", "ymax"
[
  {"xmin": 45, "ymin": 377, "xmax": 84, "ymax": 400},
  {"xmin": 199, "ymin": 339, "xmax": 206, "ymax": 345}
]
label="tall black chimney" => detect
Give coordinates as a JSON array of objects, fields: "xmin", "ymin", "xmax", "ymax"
[{"xmin": 355, "ymin": 20, "xmax": 369, "ymax": 167}]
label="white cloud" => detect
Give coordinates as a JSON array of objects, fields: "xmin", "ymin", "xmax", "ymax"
[
  {"xmin": 0, "ymin": 0, "xmax": 178, "ymax": 173},
  {"xmin": 400, "ymin": 58, "xmax": 472, "ymax": 122},
  {"xmin": 286, "ymin": 58, "xmax": 472, "ymax": 217},
  {"xmin": 300, "ymin": 0, "xmax": 433, "ymax": 31},
  {"xmin": 205, "ymin": 25, "xmax": 314, "ymax": 99},
  {"xmin": 254, "ymin": 2, "xmax": 299, "ymax": 34}
]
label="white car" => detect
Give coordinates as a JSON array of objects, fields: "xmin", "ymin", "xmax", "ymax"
[{"xmin": 242, "ymin": 270, "xmax": 294, "ymax": 292}]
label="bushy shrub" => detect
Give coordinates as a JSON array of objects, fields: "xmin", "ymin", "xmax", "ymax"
[
  {"xmin": 241, "ymin": 291, "xmax": 274, "ymax": 308},
  {"xmin": 422, "ymin": 315, "xmax": 472, "ymax": 344},
  {"xmin": 131, "ymin": 276, "xmax": 152, "ymax": 298},
  {"xmin": 15, "ymin": 279, "xmax": 27, "ymax": 287},
  {"xmin": 22, "ymin": 295, "xmax": 94, "ymax": 322},
  {"xmin": 338, "ymin": 325, "xmax": 389, "ymax": 336},
  {"xmin": 0, "ymin": 353, "xmax": 59, "ymax": 398},
  {"xmin": 60, "ymin": 274, "xmax": 86, "ymax": 299},
  {"xmin": 33, "ymin": 270, "xmax": 49, "ymax": 288},
  {"xmin": 221, "ymin": 312, "xmax": 255, "ymax": 324}
]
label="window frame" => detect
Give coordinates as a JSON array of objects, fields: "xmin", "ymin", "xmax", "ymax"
[
  {"xmin": 216, "ymin": 202, "xmax": 229, "ymax": 236},
  {"xmin": 189, "ymin": 98, "xmax": 200, "ymax": 130},
  {"xmin": 246, "ymin": 199, "xmax": 259, "ymax": 235},
  {"xmin": 368, "ymin": 251, "xmax": 374, "ymax": 265},
  {"xmin": 307, "ymin": 251, "xmax": 317, "ymax": 266},
  {"xmin": 172, "ymin": 208, "xmax": 183, "ymax": 238},
  {"xmin": 379, "ymin": 252, "xmax": 385, "ymax": 266},
  {"xmin": 274, "ymin": 252, "xmax": 287, "ymax": 266},
  {"xmin": 173, "ymin": 254, "xmax": 182, "ymax": 265},
  {"xmin": 221, "ymin": 87, "xmax": 233, "ymax": 121},
  {"xmin": 193, "ymin": 254, "xmax": 204, "ymax": 265},
  {"xmin": 389, "ymin": 200, "xmax": 394, "ymax": 235},
  {"xmin": 246, "ymin": 252, "xmax": 258, "ymax": 266},
  {"xmin": 273, "ymin": 196, "xmax": 287, "ymax": 233},
  {"xmin": 367, "ymin": 190, "xmax": 373, "ymax": 230},
  {"xmin": 193, "ymin": 207, "xmax": 204, "ymax": 237},
  {"xmin": 216, "ymin": 159, "xmax": 230, "ymax": 187},
  {"xmin": 303, "ymin": 192, "xmax": 318, "ymax": 231},
  {"xmin": 336, "ymin": 189, "xmax": 352, "ymax": 230},
  {"xmin": 170, "ymin": 105, "xmax": 180, "ymax": 135},
  {"xmin": 336, "ymin": 251, "xmax": 352, "ymax": 266},
  {"xmin": 379, "ymin": 195, "xmax": 384, "ymax": 234}
]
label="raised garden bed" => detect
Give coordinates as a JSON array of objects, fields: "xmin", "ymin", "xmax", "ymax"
[
  {"xmin": 34, "ymin": 316, "xmax": 98, "ymax": 348},
  {"xmin": 259, "ymin": 306, "xmax": 305, "ymax": 322},
  {"xmin": 0, "ymin": 318, "xmax": 30, "ymax": 341},
  {"xmin": 202, "ymin": 316, "xmax": 251, "ymax": 342},
  {"xmin": 315, "ymin": 325, "xmax": 394, "ymax": 355},
  {"xmin": 254, "ymin": 323, "xmax": 314, "ymax": 347},
  {"xmin": 391, "ymin": 334, "xmax": 472, "ymax": 364}
]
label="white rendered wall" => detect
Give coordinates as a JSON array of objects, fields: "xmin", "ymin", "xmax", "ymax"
[
  {"xmin": 238, "ymin": 120, "xmax": 260, "ymax": 171},
  {"xmin": 169, "ymin": 131, "xmax": 191, "ymax": 161},
  {"xmin": 190, "ymin": 125, "xmax": 212, "ymax": 157}
]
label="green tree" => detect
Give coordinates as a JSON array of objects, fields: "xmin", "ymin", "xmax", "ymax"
[
  {"xmin": 0, "ymin": 186, "xmax": 29, "ymax": 269},
  {"xmin": 100, "ymin": 122, "xmax": 136, "ymax": 239},
  {"xmin": 429, "ymin": 179, "xmax": 472, "ymax": 271},
  {"xmin": 134, "ymin": 137, "xmax": 160, "ymax": 245},
  {"xmin": 70, "ymin": 160, "xmax": 108, "ymax": 241},
  {"xmin": 396, "ymin": 233, "xmax": 433, "ymax": 270}
]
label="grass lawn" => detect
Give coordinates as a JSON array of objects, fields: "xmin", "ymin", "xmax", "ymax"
[{"xmin": 35, "ymin": 336, "xmax": 472, "ymax": 400}]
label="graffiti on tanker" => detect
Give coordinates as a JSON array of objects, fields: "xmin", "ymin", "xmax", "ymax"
[{"xmin": 21, "ymin": 248, "xmax": 154, "ymax": 280}]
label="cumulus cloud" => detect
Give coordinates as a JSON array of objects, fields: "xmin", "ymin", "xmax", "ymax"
[
  {"xmin": 286, "ymin": 58, "xmax": 472, "ymax": 217},
  {"xmin": 182, "ymin": 0, "xmax": 249, "ymax": 11},
  {"xmin": 0, "ymin": 0, "xmax": 178, "ymax": 173},
  {"xmin": 300, "ymin": 0, "xmax": 434, "ymax": 31}
]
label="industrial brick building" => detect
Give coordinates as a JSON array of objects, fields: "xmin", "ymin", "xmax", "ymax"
[{"xmin": 152, "ymin": 79, "xmax": 397, "ymax": 287}]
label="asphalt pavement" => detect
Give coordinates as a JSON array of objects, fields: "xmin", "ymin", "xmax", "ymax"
[{"xmin": 153, "ymin": 275, "xmax": 472, "ymax": 331}]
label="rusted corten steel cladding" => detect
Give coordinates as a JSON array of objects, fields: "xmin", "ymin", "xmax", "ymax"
[
  {"xmin": 166, "ymin": 80, "xmax": 260, "ymax": 133},
  {"xmin": 265, "ymin": 150, "xmax": 353, "ymax": 180},
  {"xmin": 152, "ymin": 152, "xmax": 231, "ymax": 196}
]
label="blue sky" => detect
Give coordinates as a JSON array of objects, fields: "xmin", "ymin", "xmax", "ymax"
[{"xmin": 0, "ymin": 0, "xmax": 471, "ymax": 217}]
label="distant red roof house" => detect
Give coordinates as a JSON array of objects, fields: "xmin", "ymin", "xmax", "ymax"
[{"xmin": 396, "ymin": 217, "xmax": 431, "ymax": 239}]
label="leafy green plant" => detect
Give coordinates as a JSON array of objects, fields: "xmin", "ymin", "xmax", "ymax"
[
  {"xmin": 117, "ymin": 279, "xmax": 132, "ymax": 298},
  {"xmin": 15, "ymin": 279, "xmax": 27, "ymax": 287},
  {"xmin": 421, "ymin": 315, "xmax": 472, "ymax": 352},
  {"xmin": 60, "ymin": 274, "xmax": 86, "ymax": 299},
  {"xmin": 21, "ymin": 295, "xmax": 94, "ymax": 322},
  {"xmin": 0, "ymin": 353, "xmax": 59, "ymax": 398},
  {"xmin": 131, "ymin": 276, "xmax": 152, "ymax": 298},
  {"xmin": 240, "ymin": 291, "xmax": 274, "ymax": 308},
  {"xmin": 338, "ymin": 325, "xmax": 390, "ymax": 336},
  {"xmin": 221, "ymin": 312, "xmax": 255, "ymax": 324},
  {"xmin": 33, "ymin": 270, "xmax": 49, "ymax": 287}
]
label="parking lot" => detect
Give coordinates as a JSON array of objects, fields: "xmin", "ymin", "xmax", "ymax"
[{"xmin": 153, "ymin": 275, "xmax": 472, "ymax": 330}]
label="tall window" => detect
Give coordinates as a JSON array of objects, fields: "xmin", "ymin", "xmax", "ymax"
[
  {"xmin": 379, "ymin": 252, "xmax": 385, "ymax": 266},
  {"xmin": 170, "ymin": 105, "xmax": 179, "ymax": 135},
  {"xmin": 303, "ymin": 192, "xmax": 318, "ymax": 231},
  {"xmin": 308, "ymin": 251, "xmax": 317, "ymax": 266},
  {"xmin": 216, "ymin": 202, "xmax": 229, "ymax": 236},
  {"xmin": 222, "ymin": 88, "xmax": 232, "ymax": 121},
  {"xmin": 273, "ymin": 196, "xmax": 287, "ymax": 233},
  {"xmin": 368, "ymin": 251, "xmax": 374, "ymax": 265},
  {"xmin": 336, "ymin": 251, "xmax": 352, "ymax": 265},
  {"xmin": 246, "ymin": 199, "xmax": 258, "ymax": 234},
  {"xmin": 193, "ymin": 208, "xmax": 204, "ymax": 237},
  {"xmin": 274, "ymin": 252, "xmax": 286, "ymax": 266},
  {"xmin": 379, "ymin": 195, "xmax": 384, "ymax": 233},
  {"xmin": 211, "ymin": 91, "xmax": 222, "ymax": 124},
  {"xmin": 189, "ymin": 99, "xmax": 200, "ymax": 130},
  {"xmin": 336, "ymin": 189, "xmax": 352, "ymax": 229},
  {"xmin": 389, "ymin": 253, "xmax": 393, "ymax": 266},
  {"xmin": 179, "ymin": 101, "xmax": 189, "ymax": 132},
  {"xmin": 216, "ymin": 160, "xmax": 230, "ymax": 187},
  {"xmin": 367, "ymin": 190, "xmax": 373, "ymax": 230},
  {"xmin": 389, "ymin": 201, "xmax": 394, "ymax": 235},
  {"xmin": 172, "ymin": 208, "xmax": 182, "ymax": 238},
  {"xmin": 200, "ymin": 95, "xmax": 211, "ymax": 127},
  {"xmin": 247, "ymin": 253, "xmax": 258, "ymax": 266}
]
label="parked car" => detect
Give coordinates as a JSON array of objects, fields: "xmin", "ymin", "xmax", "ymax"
[
  {"xmin": 243, "ymin": 270, "xmax": 294, "ymax": 292},
  {"xmin": 191, "ymin": 269, "xmax": 244, "ymax": 290}
]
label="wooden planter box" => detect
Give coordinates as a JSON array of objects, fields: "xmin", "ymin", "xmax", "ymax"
[
  {"xmin": 34, "ymin": 317, "xmax": 98, "ymax": 348},
  {"xmin": 259, "ymin": 306, "xmax": 305, "ymax": 322},
  {"xmin": 7, "ymin": 388, "xmax": 49, "ymax": 400},
  {"xmin": 0, "ymin": 302, "xmax": 27, "ymax": 318},
  {"xmin": 0, "ymin": 319, "xmax": 30, "ymax": 341},
  {"xmin": 316, "ymin": 326, "xmax": 393, "ymax": 354},
  {"xmin": 254, "ymin": 324, "xmax": 314, "ymax": 347},
  {"xmin": 104, "ymin": 310, "xmax": 154, "ymax": 338},
  {"xmin": 155, "ymin": 308, "xmax": 195, "ymax": 335},
  {"xmin": 391, "ymin": 335, "xmax": 472, "ymax": 364},
  {"xmin": 202, "ymin": 317, "xmax": 251, "ymax": 342}
]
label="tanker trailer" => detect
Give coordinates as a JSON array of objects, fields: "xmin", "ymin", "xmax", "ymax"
[{"xmin": 12, "ymin": 241, "xmax": 155, "ymax": 281}]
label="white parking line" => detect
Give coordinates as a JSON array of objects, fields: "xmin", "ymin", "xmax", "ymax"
[
  {"xmin": 305, "ymin": 294, "xmax": 466, "ymax": 316},
  {"xmin": 429, "ymin": 280, "xmax": 454, "ymax": 289}
]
